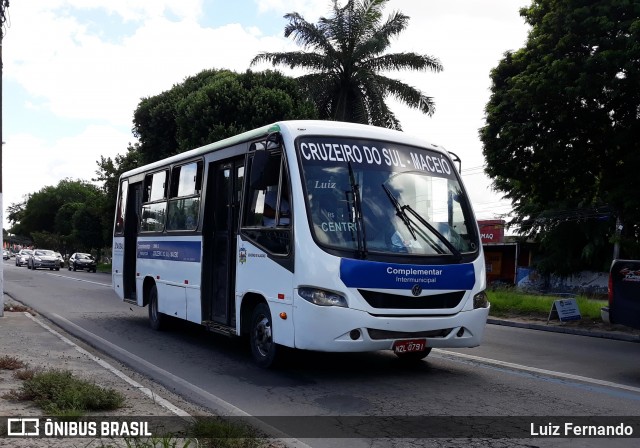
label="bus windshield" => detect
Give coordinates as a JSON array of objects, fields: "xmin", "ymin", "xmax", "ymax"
[{"xmin": 297, "ymin": 136, "xmax": 479, "ymax": 257}]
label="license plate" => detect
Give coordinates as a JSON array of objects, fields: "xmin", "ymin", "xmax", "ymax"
[{"xmin": 392, "ymin": 339, "xmax": 427, "ymax": 354}]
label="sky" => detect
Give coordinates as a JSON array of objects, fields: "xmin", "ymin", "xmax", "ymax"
[{"xmin": 2, "ymin": 0, "xmax": 531, "ymax": 230}]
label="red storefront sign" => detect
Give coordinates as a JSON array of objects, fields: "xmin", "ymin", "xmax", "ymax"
[{"xmin": 478, "ymin": 220, "xmax": 505, "ymax": 244}]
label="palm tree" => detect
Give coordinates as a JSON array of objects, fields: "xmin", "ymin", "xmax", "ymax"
[{"xmin": 251, "ymin": 0, "xmax": 443, "ymax": 130}]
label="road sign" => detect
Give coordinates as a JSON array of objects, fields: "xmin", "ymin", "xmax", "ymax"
[{"xmin": 547, "ymin": 298, "xmax": 582, "ymax": 323}]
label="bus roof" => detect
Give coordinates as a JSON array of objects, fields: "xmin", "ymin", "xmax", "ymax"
[{"xmin": 119, "ymin": 120, "xmax": 446, "ymax": 179}]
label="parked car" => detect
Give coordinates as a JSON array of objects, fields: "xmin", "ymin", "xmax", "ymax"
[
  {"xmin": 601, "ymin": 259, "xmax": 640, "ymax": 330},
  {"xmin": 15, "ymin": 249, "xmax": 33, "ymax": 266},
  {"xmin": 68, "ymin": 253, "xmax": 97, "ymax": 272},
  {"xmin": 28, "ymin": 249, "xmax": 61, "ymax": 271},
  {"xmin": 2, "ymin": 250, "xmax": 9, "ymax": 260},
  {"xmin": 55, "ymin": 252, "xmax": 65, "ymax": 268}
]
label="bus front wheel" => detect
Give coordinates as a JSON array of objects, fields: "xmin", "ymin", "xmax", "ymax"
[
  {"xmin": 250, "ymin": 303, "xmax": 280, "ymax": 368},
  {"xmin": 148, "ymin": 285, "xmax": 167, "ymax": 331}
]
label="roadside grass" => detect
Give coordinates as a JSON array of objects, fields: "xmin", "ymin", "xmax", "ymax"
[
  {"xmin": 4, "ymin": 367, "xmax": 125, "ymax": 417},
  {"xmin": 98, "ymin": 262, "xmax": 112, "ymax": 273},
  {"xmin": 487, "ymin": 288, "xmax": 607, "ymax": 321},
  {"xmin": 105, "ymin": 418, "xmax": 265, "ymax": 448},
  {"xmin": 1, "ymin": 357, "xmax": 263, "ymax": 447},
  {"xmin": 0, "ymin": 355, "xmax": 27, "ymax": 370},
  {"xmin": 99, "ymin": 436, "xmax": 197, "ymax": 448},
  {"xmin": 2, "ymin": 302, "xmax": 32, "ymax": 313},
  {"xmin": 189, "ymin": 417, "xmax": 262, "ymax": 448}
]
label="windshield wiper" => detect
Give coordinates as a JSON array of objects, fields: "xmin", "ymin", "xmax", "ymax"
[
  {"xmin": 381, "ymin": 183, "xmax": 417, "ymax": 241},
  {"xmin": 381, "ymin": 183, "xmax": 463, "ymax": 262},
  {"xmin": 347, "ymin": 162, "xmax": 367, "ymax": 259}
]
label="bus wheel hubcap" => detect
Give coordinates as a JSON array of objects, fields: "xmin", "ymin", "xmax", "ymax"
[{"xmin": 254, "ymin": 317, "xmax": 272, "ymax": 357}]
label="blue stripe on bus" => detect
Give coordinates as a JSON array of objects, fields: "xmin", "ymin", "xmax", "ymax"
[
  {"xmin": 137, "ymin": 240, "xmax": 201, "ymax": 263},
  {"xmin": 340, "ymin": 258, "xmax": 475, "ymax": 290}
]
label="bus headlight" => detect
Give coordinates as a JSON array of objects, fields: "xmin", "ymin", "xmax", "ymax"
[
  {"xmin": 298, "ymin": 287, "xmax": 348, "ymax": 308},
  {"xmin": 473, "ymin": 291, "xmax": 489, "ymax": 309}
]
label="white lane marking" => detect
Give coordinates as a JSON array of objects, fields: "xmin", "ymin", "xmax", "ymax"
[
  {"xmin": 434, "ymin": 348, "xmax": 640, "ymax": 395},
  {"xmin": 48, "ymin": 313, "xmax": 312, "ymax": 448},
  {"xmin": 44, "ymin": 271, "xmax": 112, "ymax": 287},
  {"xmin": 26, "ymin": 312, "xmax": 191, "ymax": 418}
]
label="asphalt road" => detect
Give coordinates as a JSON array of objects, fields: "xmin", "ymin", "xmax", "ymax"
[{"xmin": 3, "ymin": 260, "xmax": 640, "ymax": 448}]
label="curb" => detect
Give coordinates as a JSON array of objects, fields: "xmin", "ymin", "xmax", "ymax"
[{"xmin": 487, "ymin": 318, "xmax": 640, "ymax": 343}]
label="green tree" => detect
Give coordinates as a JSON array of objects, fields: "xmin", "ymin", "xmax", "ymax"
[
  {"xmin": 251, "ymin": 0, "xmax": 442, "ymax": 129},
  {"xmin": 6, "ymin": 200, "xmax": 27, "ymax": 232},
  {"xmin": 95, "ymin": 69, "xmax": 315, "ymax": 242},
  {"xmin": 30, "ymin": 231, "xmax": 60, "ymax": 251},
  {"xmin": 132, "ymin": 69, "xmax": 316, "ymax": 165},
  {"xmin": 72, "ymin": 204, "xmax": 105, "ymax": 255},
  {"xmin": 8, "ymin": 179, "xmax": 107, "ymax": 254},
  {"xmin": 95, "ymin": 144, "xmax": 142, "ymax": 213},
  {"xmin": 55, "ymin": 203, "xmax": 82, "ymax": 237},
  {"xmin": 481, "ymin": 0, "xmax": 640, "ymax": 273}
]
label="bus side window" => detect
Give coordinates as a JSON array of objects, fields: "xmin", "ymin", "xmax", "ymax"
[
  {"xmin": 243, "ymin": 150, "xmax": 291, "ymax": 255},
  {"xmin": 140, "ymin": 170, "xmax": 168, "ymax": 232},
  {"xmin": 167, "ymin": 161, "xmax": 202, "ymax": 231},
  {"xmin": 115, "ymin": 180, "xmax": 128, "ymax": 235}
]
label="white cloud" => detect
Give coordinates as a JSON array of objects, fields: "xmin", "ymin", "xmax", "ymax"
[
  {"xmin": 5, "ymin": 6, "xmax": 290, "ymax": 127},
  {"xmin": 58, "ymin": 0, "xmax": 204, "ymax": 23},
  {"xmin": 255, "ymin": 0, "xmax": 326, "ymax": 20},
  {"xmin": 4, "ymin": 126, "xmax": 131, "ymax": 209}
]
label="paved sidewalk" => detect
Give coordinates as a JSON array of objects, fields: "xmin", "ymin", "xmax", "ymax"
[{"xmin": 0, "ymin": 299, "xmax": 212, "ymax": 447}]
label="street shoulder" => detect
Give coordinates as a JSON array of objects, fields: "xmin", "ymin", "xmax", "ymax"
[{"xmin": 488, "ymin": 312, "xmax": 640, "ymax": 342}]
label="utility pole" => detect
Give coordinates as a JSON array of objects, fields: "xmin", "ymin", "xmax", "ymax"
[{"xmin": 1, "ymin": 0, "xmax": 10, "ymax": 318}]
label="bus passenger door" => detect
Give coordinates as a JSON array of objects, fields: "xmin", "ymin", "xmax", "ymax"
[
  {"xmin": 202, "ymin": 158, "xmax": 244, "ymax": 326},
  {"xmin": 123, "ymin": 182, "xmax": 142, "ymax": 301}
]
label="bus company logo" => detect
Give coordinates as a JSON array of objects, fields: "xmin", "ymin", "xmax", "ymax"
[
  {"xmin": 7, "ymin": 418, "xmax": 40, "ymax": 436},
  {"xmin": 113, "ymin": 242, "xmax": 124, "ymax": 252},
  {"xmin": 411, "ymin": 284, "xmax": 422, "ymax": 296},
  {"xmin": 239, "ymin": 246, "xmax": 247, "ymax": 264}
]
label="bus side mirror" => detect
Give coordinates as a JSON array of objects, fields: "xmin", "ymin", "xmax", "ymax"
[
  {"xmin": 250, "ymin": 148, "xmax": 268, "ymax": 189},
  {"xmin": 249, "ymin": 148, "xmax": 280, "ymax": 190},
  {"xmin": 448, "ymin": 151, "xmax": 462, "ymax": 173}
]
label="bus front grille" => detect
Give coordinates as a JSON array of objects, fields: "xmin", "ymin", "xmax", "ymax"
[
  {"xmin": 367, "ymin": 328, "xmax": 453, "ymax": 340},
  {"xmin": 358, "ymin": 290, "xmax": 465, "ymax": 309}
]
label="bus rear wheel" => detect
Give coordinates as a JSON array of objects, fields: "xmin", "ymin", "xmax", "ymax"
[
  {"xmin": 395, "ymin": 348, "xmax": 432, "ymax": 362},
  {"xmin": 148, "ymin": 284, "xmax": 167, "ymax": 331},
  {"xmin": 250, "ymin": 303, "xmax": 281, "ymax": 368}
]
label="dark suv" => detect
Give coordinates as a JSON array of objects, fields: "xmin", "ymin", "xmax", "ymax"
[{"xmin": 68, "ymin": 253, "xmax": 97, "ymax": 272}]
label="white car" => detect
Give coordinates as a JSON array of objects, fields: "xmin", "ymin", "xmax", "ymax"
[
  {"xmin": 15, "ymin": 249, "xmax": 33, "ymax": 267},
  {"xmin": 28, "ymin": 249, "xmax": 61, "ymax": 271},
  {"xmin": 55, "ymin": 252, "xmax": 65, "ymax": 268}
]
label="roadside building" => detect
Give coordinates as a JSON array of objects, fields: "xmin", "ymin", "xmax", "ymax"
[{"xmin": 479, "ymin": 219, "xmax": 534, "ymax": 286}]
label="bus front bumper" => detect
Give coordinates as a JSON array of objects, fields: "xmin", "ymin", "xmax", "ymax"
[{"xmin": 292, "ymin": 298, "xmax": 490, "ymax": 352}]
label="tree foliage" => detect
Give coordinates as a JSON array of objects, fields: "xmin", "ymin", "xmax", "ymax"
[
  {"xmin": 8, "ymin": 179, "xmax": 107, "ymax": 254},
  {"xmin": 93, "ymin": 69, "xmax": 315, "ymax": 247},
  {"xmin": 132, "ymin": 69, "xmax": 316, "ymax": 165},
  {"xmin": 481, "ymin": 0, "xmax": 640, "ymax": 273},
  {"xmin": 95, "ymin": 144, "xmax": 142, "ymax": 214},
  {"xmin": 251, "ymin": 0, "xmax": 442, "ymax": 129}
]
